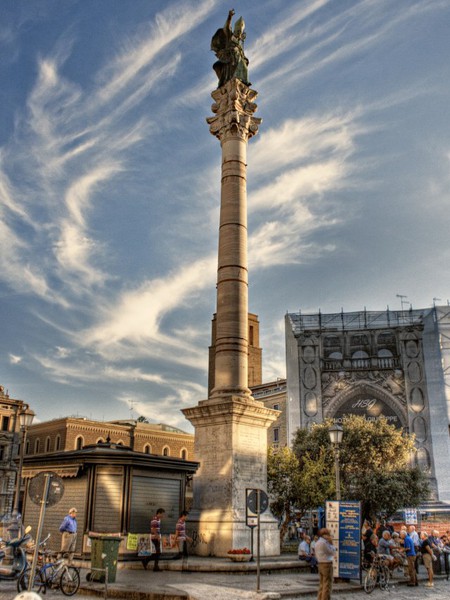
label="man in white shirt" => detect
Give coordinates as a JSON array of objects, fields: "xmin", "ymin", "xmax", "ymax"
[
  {"xmin": 315, "ymin": 528, "xmax": 336, "ymax": 600},
  {"xmin": 408, "ymin": 525, "xmax": 420, "ymax": 573}
]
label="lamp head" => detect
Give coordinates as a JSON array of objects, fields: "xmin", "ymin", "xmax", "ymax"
[
  {"xmin": 19, "ymin": 410, "xmax": 35, "ymax": 429},
  {"xmin": 328, "ymin": 423, "xmax": 344, "ymax": 445}
]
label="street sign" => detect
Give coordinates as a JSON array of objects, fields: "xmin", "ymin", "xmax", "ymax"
[
  {"xmin": 404, "ymin": 508, "xmax": 418, "ymax": 524},
  {"xmin": 29, "ymin": 471, "xmax": 64, "ymax": 507},
  {"xmin": 246, "ymin": 489, "xmax": 269, "ymax": 515},
  {"xmin": 246, "ymin": 516, "xmax": 258, "ymax": 528}
]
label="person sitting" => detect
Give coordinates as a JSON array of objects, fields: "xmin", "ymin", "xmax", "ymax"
[
  {"xmin": 298, "ymin": 534, "xmax": 318, "ymax": 572},
  {"xmin": 391, "ymin": 532, "xmax": 406, "ymax": 566},
  {"xmin": 377, "ymin": 531, "xmax": 402, "ymax": 571}
]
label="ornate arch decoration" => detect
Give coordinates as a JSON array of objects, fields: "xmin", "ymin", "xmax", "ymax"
[{"xmin": 324, "ymin": 380, "xmax": 407, "ymax": 428}]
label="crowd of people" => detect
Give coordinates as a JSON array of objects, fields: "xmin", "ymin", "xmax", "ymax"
[{"xmin": 361, "ymin": 518, "xmax": 450, "ymax": 587}]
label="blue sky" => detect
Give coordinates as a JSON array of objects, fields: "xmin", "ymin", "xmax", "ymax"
[{"xmin": 1, "ymin": 0, "xmax": 449, "ymax": 431}]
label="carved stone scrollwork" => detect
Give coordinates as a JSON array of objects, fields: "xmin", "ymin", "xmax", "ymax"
[
  {"xmin": 207, "ymin": 80, "xmax": 262, "ymax": 142},
  {"xmin": 321, "ymin": 369, "xmax": 406, "ymax": 406}
]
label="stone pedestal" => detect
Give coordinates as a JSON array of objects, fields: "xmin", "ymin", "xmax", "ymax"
[{"xmin": 182, "ymin": 395, "xmax": 280, "ymax": 556}]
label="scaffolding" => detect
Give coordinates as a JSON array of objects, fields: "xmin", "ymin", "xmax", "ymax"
[{"xmin": 287, "ymin": 308, "xmax": 428, "ymax": 335}]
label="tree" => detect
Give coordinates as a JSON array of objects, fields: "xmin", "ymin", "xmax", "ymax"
[
  {"xmin": 292, "ymin": 415, "xmax": 430, "ymax": 523},
  {"xmin": 267, "ymin": 446, "xmax": 334, "ymax": 543},
  {"xmin": 267, "ymin": 446, "xmax": 301, "ymax": 543}
]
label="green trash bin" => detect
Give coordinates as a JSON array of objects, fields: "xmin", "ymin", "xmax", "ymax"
[{"xmin": 89, "ymin": 533, "xmax": 123, "ymax": 583}]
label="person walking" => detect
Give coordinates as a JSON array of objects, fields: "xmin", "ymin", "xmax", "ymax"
[
  {"xmin": 151, "ymin": 508, "xmax": 165, "ymax": 572},
  {"xmin": 59, "ymin": 507, "xmax": 78, "ymax": 564},
  {"xmin": 400, "ymin": 530, "xmax": 417, "ymax": 586},
  {"xmin": 174, "ymin": 511, "xmax": 192, "ymax": 570},
  {"xmin": 315, "ymin": 527, "xmax": 336, "ymax": 600}
]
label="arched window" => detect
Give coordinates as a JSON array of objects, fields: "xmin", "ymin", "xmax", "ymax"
[
  {"xmin": 351, "ymin": 350, "xmax": 369, "ymax": 369},
  {"xmin": 180, "ymin": 448, "xmax": 187, "ymax": 460},
  {"xmin": 377, "ymin": 331, "xmax": 396, "ymax": 353},
  {"xmin": 352, "ymin": 350, "xmax": 369, "ymax": 359},
  {"xmin": 162, "ymin": 446, "xmax": 170, "ymax": 457},
  {"xmin": 144, "ymin": 444, "xmax": 151, "ymax": 454},
  {"xmin": 377, "ymin": 348, "xmax": 394, "ymax": 368},
  {"xmin": 75, "ymin": 435, "xmax": 84, "ymax": 450},
  {"xmin": 116, "ymin": 440, "xmax": 124, "ymax": 446},
  {"xmin": 96, "ymin": 438, "xmax": 104, "ymax": 444},
  {"xmin": 45, "ymin": 436, "xmax": 51, "ymax": 452},
  {"xmin": 55, "ymin": 435, "xmax": 61, "ymax": 451},
  {"xmin": 34, "ymin": 438, "xmax": 40, "ymax": 454},
  {"xmin": 324, "ymin": 335, "xmax": 343, "ymax": 359},
  {"xmin": 25, "ymin": 439, "xmax": 30, "ymax": 455}
]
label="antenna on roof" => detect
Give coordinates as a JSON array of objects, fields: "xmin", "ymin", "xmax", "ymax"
[
  {"xmin": 396, "ymin": 294, "xmax": 409, "ymax": 311},
  {"xmin": 129, "ymin": 399, "xmax": 136, "ymax": 420}
]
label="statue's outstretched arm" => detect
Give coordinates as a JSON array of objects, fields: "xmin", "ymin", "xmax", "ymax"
[{"xmin": 225, "ymin": 9, "xmax": 235, "ymax": 31}]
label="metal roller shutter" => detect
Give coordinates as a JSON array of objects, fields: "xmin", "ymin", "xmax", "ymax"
[
  {"xmin": 93, "ymin": 469, "xmax": 123, "ymax": 532},
  {"xmin": 130, "ymin": 476, "xmax": 181, "ymax": 533}
]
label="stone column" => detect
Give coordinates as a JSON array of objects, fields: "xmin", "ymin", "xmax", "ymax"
[
  {"xmin": 182, "ymin": 79, "xmax": 280, "ymax": 557},
  {"xmin": 208, "ymin": 79, "xmax": 260, "ymax": 399}
]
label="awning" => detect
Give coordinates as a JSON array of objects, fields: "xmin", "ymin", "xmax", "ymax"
[{"xmin": 22, "ymin": 465, "xmax": 81, "ymax": 479}]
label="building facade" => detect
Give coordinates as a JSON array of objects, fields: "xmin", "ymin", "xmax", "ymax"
[
  {"xmin": 252, "ymin": 379, "xmax": 287, "ymax": 449},
  {"xmin": 0, "ymin": 385, "xmax": 29, "ymax": 516},
  {"xmin": 25, "ymin": 418, "xmax": 195, "ymax": 461},
  {"xmin": 285, "ymin": 306, "xmax": 450, "ymax": 502}
]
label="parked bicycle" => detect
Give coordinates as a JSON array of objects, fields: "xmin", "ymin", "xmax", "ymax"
[
  {"xmin": 18, "ymin": 551, "xmax": 80, "ymax": 596},
  {"xmin": 364, "ymin": 553, "xmax": 391, "ymax": 594}
]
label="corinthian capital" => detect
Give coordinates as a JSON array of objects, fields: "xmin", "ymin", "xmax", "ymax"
[{"xmin": 206, "ymin": 79, "xmax": 262, "ymax": 142}]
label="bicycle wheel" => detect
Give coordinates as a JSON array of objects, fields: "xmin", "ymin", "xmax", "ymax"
[
  {"xmin": 364, "ymin": 566, "xmax": 377, "ymax": 594},
  {"xmin": 379, "ymin": 565, "xmax": 390, "ymax": 590},
  {"xmin": 17, "ymin": 567, "xmax": 46, "ymax": 594},
  {"xmin": 60, "ymin": 566, "xmax": 80, "ymax": 596}
]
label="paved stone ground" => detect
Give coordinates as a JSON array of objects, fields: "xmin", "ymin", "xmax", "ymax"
[
  {"xmin": 1, "ymin": 567, "xmax": 448, "ymax": 600},
  {"xmin": 282, "ymin": 577, "xmax": 450, "ymax": 600}
]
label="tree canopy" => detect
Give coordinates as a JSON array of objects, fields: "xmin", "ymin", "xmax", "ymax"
[{"xmin": 268, "ymin": 415, "xmax": 430, "ymax": 528}]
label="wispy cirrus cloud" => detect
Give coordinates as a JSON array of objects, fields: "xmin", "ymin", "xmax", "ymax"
[
  {"xmin": 246, "ymin": 110, "xmax": 364, "ymax": 268},
  {"xmin": 96, "ymin": 0, "xmax": 215, "ymax": 104},
  {"xmin": 9, "ymin": 354, "xmax": 22, "ymax": 365},
  {"xmin": 82, "ymin": 255, "xmax": 216, "ymax": 352}
]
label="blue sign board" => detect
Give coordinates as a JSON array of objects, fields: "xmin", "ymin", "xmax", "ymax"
[
  {"xmin": 325, "ymin": 500, "xmax": 361, "ymax": 580},
  {"xmin": 338, "ymin": 502, "xmax": 361, "ymax": 579}
]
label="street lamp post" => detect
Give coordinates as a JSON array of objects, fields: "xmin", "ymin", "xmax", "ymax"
[
  {"xmin": 328, "ymin": 423, "xmax": 344, "ymax": 502},
  {"xmin": 12, "ymin": 407, "xmax": 35, "ymax": 517}
]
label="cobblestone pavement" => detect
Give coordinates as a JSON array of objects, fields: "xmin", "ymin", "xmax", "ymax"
[{"xmin": 283, "ymin": 577, "xmax": 450, "ymax": 600}]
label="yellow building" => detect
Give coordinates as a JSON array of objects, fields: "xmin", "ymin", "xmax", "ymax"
[{"xmin": 26, "ymin": 417, "xmax": 195, "ymax": 460}]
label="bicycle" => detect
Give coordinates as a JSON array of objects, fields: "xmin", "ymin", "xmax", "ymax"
[
  {"xmin": 18, "ymin": 551, "xmax": 80, "ymax": 596},
  {"xmin": 364, "ymin": 553, "xmax": 391, "ymax": 594}
]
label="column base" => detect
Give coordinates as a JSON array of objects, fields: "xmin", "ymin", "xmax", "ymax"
[
  {"xmin": 182, "ymin": 395, "xmax": 280, "ymax": 558},
  {"xmin": 187, "ymin": 508, "xmax": 280, "ymax": 557}
]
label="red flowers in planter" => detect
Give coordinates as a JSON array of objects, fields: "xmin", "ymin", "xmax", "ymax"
[{"xmin": 227, "ymin": 548, "xmax": 251, "ymax": 554}]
